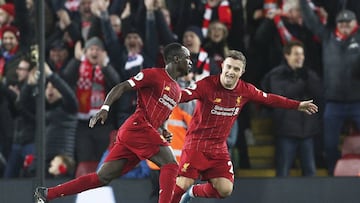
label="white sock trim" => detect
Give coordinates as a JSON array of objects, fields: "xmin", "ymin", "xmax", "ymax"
[{"xmin": 189, "ymin": 185, "xmax": 194, "ymax": 197}]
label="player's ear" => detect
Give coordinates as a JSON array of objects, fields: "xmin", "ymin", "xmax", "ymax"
[{"xmin": 174, "ymin": 55, "xmax": 179, "ymax": 63}]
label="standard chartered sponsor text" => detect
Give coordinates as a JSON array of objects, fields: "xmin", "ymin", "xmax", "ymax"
[
  {"xmin": 211, "ymin": 105, "xmax": 240, "ymax": 116},
  {"xmin": 159, "ymin": 94, "xmax": 177, "ymax": 110}
]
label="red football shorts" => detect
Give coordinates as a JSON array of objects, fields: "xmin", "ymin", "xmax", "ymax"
[
  {"xmin": 104, "ymin": 116, "xmax": 169, "ymax": 175},
  {"xmin": 178, "ymin": 149, "xmax": 234, "ymax": 183}
]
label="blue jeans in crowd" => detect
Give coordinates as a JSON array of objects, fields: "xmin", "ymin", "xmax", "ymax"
[
  {"xmin": 3, "ymin": 143, "xmax": 35, "ymax": 178},
  {"xmin": 275, "ymin": 136, "xmax": 316, "ymax": 177},
  {"xmin": 323, "ymin": 102, "xmax": 360, "ymax": 175}
]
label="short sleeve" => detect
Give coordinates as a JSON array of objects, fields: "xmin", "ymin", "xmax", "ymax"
[{"xmin": 127, "ymin": 68, "xmax": 157, "ymax": 89}]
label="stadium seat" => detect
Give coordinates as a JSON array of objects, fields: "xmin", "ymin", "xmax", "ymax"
[
  {"xmin": 75, "ymin": 161, "xmax": 99, "ymax": 177},
  {"xmin": 334, "ymin": 155, "xmax": 360, "ymax": 176}
]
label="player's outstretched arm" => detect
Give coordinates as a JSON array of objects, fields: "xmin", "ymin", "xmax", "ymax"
[
  {"xmin": 89, "ymin": 81, "xmax": 133, "ymax": 128},
  {"xmin": 298, "ymin": 100, "xmax": 318, "ymax": 115}
]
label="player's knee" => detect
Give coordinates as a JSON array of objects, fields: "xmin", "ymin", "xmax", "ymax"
[
  {"xmin": 97, "ymin": 171, "xmax": 116, "ymax": 185},
  {"xmin": 216, "ymin": 185, "xmax": 233, "ymax": 198},
  {"xmin": 176, "ymin": 176, "xmax": 194, "ymax": 190}
]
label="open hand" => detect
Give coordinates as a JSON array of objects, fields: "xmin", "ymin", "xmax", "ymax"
[
  {"xmin": 89, "ymin": 109, "xmax": 108, "ymax": 128},
  {"xmin": 298, "ymin": 100, "xmax": 318, "ymax": 115}
]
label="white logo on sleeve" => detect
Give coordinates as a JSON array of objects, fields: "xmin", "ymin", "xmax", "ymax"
[{"xmin": 134, "ymin": 72, "xmax": 144, "ymax": 81}]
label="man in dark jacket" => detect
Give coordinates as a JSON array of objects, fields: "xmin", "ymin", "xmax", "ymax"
[
  {"xmin": 300, "ymin": 0, "xmax": 360, "ymax": 175},
  {"xmin": 262, "ymin": 41, "xmax": 323, "ymax": 177}
]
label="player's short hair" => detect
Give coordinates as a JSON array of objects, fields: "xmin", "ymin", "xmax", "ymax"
[
  {"xmin": 226, "ymin": 50, "xmax": 246, "ymax": 68},
  {"xmin": 163, "ymin": 42, "xmax": 183, "ymax": 64},
  {"xmin": 283, "ymin": 40, "xmax": 304, "ymax": 55}
]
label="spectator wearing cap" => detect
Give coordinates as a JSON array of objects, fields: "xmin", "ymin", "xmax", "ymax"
[
  {"xmin": 182, "ymin": 25, "xmax": 210, "ymax": 81},
  {"xmin": 46, "ymin": 39, "xmax": 70, "ymax": 76},
  {"xmin": 0, "ymin": 25, "xmax": 22, "ymax": 85},
  {"xmin": 300, "ymin": 0, "xmax": 360, "ymax": 175},
  {"xmin": 62, "ymin": 36, "xmax": 120, "ymax": 176},
  {"xmin": 42, "ymin": 63, "xmax": 78, "ymax": 178},
  {"xmin": 0, "ymin": 0, "xmax": 34, "ymax": 86}
]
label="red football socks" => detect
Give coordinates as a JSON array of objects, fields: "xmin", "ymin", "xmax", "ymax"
[
  {"xmin": 47, "ymin": 173, "xmax": 104, "ymax": 200},
  {"xmin": 158, "ymin": 163, "xmax": 178, "ymax": 203},
  {"xmin": 193, "ymin": 183, "xmax": 222, "ymax": 198},
  {"xmin": 171, "ymin": 184, "xmax": 186, "ymax": 203}
]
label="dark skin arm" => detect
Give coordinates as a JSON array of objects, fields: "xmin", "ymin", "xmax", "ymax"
[{"xmin": 89, "ymin": 81, "xmax": 133, "ymax": 128}]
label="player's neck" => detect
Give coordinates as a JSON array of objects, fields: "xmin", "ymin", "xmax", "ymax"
[{"xmin": 165, "ymin": 66, "xmax": 178, "ymax": 81}]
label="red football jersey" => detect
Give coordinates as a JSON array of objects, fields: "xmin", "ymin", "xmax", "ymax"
[
  {"xmin": 181, "ymin": 75, "xmax": 299, "ymax": 154},
  {"xmin": 125, "ymin": 68, "xmax": 182, "ymax": 129}
]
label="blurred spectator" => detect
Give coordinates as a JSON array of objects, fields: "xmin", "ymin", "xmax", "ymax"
[
  {"xmin": 45, "ymin": 6, "xmax": 81, "ymax": 51},
  {"xmin": 0, "ymin": 0, "xmax": 34, "ymax": 87},
  {"xmin": 48, "ymin": 154, "xmax": 76, "ymax": 178},
  {"xmin": 3, "ymin": 56, "xmax": 37, "ymax": 178},
  {"xmin": 254, "ymin": 0, "xmax": 323, "ymax": 85},
  {"xmin": 46, "ymin": 39, "xmax": 71, "ymax": 76},
  {"xmin": 43, "ymin": 63, "xmax": 78, "ymax": 176},
  {"xmin": 62, "ymin": 37, "xmax": 120, "ymax": 175},
  {"xmin": 200, "ymin": 0, "xmax": 232, "ymax": 37},
  {"xmin": 203, "ymin": 20, "xmax": 230, "ymax": 71},
  {"xmin": 300, "ymin": 0, "xmax": 360, "ymax": 175},
  {"xmin": 261, "ymin": 41, "xmax": 323, "ymax": 176},
  {"xmin": 89, "ymin": 0, "xmax": 161, "ymax": 127},
  {"xmin": 77, "ymin": 0, "xmax": 94, "ymax": 40},
  {"xmin": 182, "ymin": 25, "xmax": 211, "ymax": 81},
  {"xmin": 0, "ymin": 3, "xmax": 15, "ymax": 29}
]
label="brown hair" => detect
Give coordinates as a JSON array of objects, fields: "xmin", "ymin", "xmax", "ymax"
[
  {"xmin": 283, "ymin": 40, "xmax": 304, "ymax": 55},
  {"xmin": 226, "ymin": 50, "xmax": 246, "ymax": 68}
]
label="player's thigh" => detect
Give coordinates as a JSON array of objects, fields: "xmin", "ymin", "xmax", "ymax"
[
  {"xmin": 177, "ymin": 149, "xmax": 204, "ymax": 180},
  {"xmin": 102, "ymin": 142, "xmax": 141, "ymax": 177},
  {"xmin": 120, "ymin": 125, "xmax": 169, "ymax": 159},
  {"xmin": 97, "ymin": 159, "xmax": 127, "ymax": 182},
  {"xmin": 202, "ymin": 159, "xmax": 234, "ymax": 182},
  {"xmin": 149, "ymin": 145, "xmax": 177, "ymax": 167}
]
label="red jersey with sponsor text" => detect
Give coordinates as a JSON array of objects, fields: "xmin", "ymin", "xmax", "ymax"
[
  {"xmin": 124, "ymin": 68, "xmax": 182, "ymax": 130},
  {"xmin": 180, "ymin": 75, "xmax": 299, "ymax": 154}
]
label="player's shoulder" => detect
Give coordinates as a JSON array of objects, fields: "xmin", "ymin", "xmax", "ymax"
[
  {"xmin": 142, "ymin": 67, "xmax": 165, "ymax": 74},
  {"xmin": 138, "ymin": 67, "xmax": 167, "ymax": 79},
  {"xmin": 197, "ymin": 75, "xmax": 218, "ymax": 86},
  {"xmin": 235, "ymin": 79, "xmax": 257, "ymax": 92}
]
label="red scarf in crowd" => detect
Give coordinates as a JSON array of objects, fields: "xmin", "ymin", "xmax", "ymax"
[
  {"xmin": 76, "ymin": 58, "xmax": 105, "ymax": 113},
  {"xmin": 273, "ymin": 14, "xmax": 299, "ymax": 44},
  {"xmin": 335, "ymin": 24, "xmax": 359, "ymax": 41},
  {"xmin": 202, "ymin": 0, "xmax": 232, "ymax": 37},
  {"xmin": 0, "ymin": 58, "xmax": 4, "ymax": 78},
  {"xmin": 196, "ymin": 48, "xmax": 210, "ymax": 79},
  {"xmin": 272, "ymin": 0, "xmax": 327, "ymax": 44}
]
